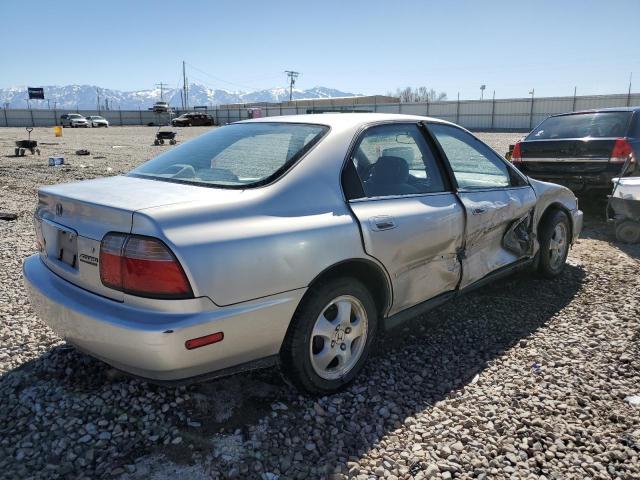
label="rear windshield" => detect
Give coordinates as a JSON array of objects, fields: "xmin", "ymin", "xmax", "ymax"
[
  {"xmin": 527, "ymin": 112, "xmax": 632, "ymax": 140},
  {"xmin": 129, "ymin": 122, "xmax": 328, "ymax": 188}
]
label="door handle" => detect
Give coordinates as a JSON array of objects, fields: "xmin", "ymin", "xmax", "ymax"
[
  {"xmin": 472, "ymin": 207, "xmax": 488, "ymax": 215},
  {"xmin": 369, "ymin": 215, "xmax": 397, "ymax": 231}
]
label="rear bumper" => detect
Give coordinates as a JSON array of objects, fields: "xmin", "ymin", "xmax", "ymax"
[
  {"xmin": 518, "ymin": 166, "xmax": 620, "ymax": 194},
  {"xmin": 23, "ymin": 255, "xmax": 304, "ymax": 381}
]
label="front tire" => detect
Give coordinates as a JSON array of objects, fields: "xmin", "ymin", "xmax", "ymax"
[
  {"xmin": 280, "ymin": 277, "xmax": 377, "ymax": 395},
  {"xmin": 538, "ymin": 210, "xmax": 570, "ymax": 278}
]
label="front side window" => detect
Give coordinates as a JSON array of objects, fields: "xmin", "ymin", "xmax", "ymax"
[
  {"xmin": 130, "ymin": 122, "xmax": 328, "ymax": 188},
  {"xmin": 350, "ymin": 123, "xmax": 446, "ymax": 198},
  {"xmin": 429, "ymin": 123, "xmax": 511, "ymax": 190}
]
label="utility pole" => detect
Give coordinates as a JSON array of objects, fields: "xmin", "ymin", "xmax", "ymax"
[
  {"xmin": 183, "ymin": 61, "xmax": 189, "ymax": 110},
  {"xmin": 96, "ymin": 87, "xmax": 101, "ymax": 112},
  {"xmin": 627, "ymin": 72, "xmax": 633, "ymax": 107},
  {"xmin": 528, "ymin": 88, "xmax": 535, "ymax": 129},
  {"xmin": 155, "ymin": 82, "xmax": 169, "ymax": 101},
  {"xmin": 285, "ymin": 70, "xmax": 300, "ymax": 102}
]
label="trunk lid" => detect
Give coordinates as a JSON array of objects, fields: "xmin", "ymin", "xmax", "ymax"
[
  {"xmin": 35, "ymin": 175, "xmax": 242, "ymax": 300},
  {"xmin": 519, "ymin": 138, "xmax": 616, "ymax": 174}
]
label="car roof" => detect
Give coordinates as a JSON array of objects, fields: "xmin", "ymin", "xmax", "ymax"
[
  {"xmin": 551, "ymin": 106, "xmax": 640, "ymax": 117},
  {"xmin": 235, "ymin": 112, "xmax": 454, "ymax": 129}
]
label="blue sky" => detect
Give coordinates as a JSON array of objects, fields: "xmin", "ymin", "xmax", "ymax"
[{"xmin": 1, "ymin": 0, "xmax": 638, "ymax": 99}]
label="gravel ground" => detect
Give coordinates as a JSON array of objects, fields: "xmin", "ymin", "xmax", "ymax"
[{"xmin": 0, "ymin": 126, "xmax": 638, "ymax": 479}]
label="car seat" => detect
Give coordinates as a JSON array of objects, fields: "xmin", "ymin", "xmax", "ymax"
[{"xmin": 365, "ymin": 156, "xmax": 419, "ymax": 196}]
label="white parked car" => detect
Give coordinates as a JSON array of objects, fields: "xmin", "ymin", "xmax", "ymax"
[
  {"xmin": 24, "ymin": 114, "xmax": 583, "ymax": 394},
  {"xmin": 86, "ymin": 115, "xmax": 109, "ymax": 128},
  {"xmin": 60, "ymin": 113, "xmax": 89, "ymax": 128}
]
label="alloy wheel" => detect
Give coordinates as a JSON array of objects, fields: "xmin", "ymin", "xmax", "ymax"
[{"xmin": 309, "ymin": 295, "xmax": 368, "ymax": 380}]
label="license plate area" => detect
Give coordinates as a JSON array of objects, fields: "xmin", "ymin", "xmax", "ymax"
[{"xmin": 40, "ymin": 219, "xmax": 79, "ymax": 270}]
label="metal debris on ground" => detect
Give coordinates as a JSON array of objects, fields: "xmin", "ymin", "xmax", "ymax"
[
  {"xmin": 624, "ymin": 395, "xmax": 640, "ymax": 407},
  {"xmin": 75, "ymin": 149, "xmax": 90, "ymax": 156},
  {"xmin": 0, "ymin": 212, "xmax": 18, "ymax": 221},
  {"xmin": 48, "ymin": 157, "xmax": 65, "ymax": 166}
]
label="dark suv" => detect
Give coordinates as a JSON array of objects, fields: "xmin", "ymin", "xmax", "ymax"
[
  {"xmin": 511, "ymin": 107, "xmax": 639, "ymax": 195},
  {"xmin": 171, "ymin": 112, "xmax": 214, "ymax": 127}
]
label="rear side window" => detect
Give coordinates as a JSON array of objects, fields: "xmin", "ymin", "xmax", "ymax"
[
  {"xmin": 349, "ymin": 123, "xmax": 446, "ymax": 198},
  {"xmin": 528, "ymin": 112, "xmax": 633, "ymax": 140}
]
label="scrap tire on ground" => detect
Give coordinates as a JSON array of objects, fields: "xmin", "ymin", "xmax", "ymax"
[
  {"xmin": 538, "ymin": 209, "xmax": 571, "ymax": 278},
  {"xmin": 280, "ymin": 277, "xmax": 378, "ymax": 395},
  {"xmin": 615, "ymin": 220, "xmax": 640, "ymax": 244}
]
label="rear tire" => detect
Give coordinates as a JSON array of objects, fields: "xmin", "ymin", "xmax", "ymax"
[
  {"xmin": 280, "ymin": 277, "xmax": 377, "ymax": 395},
  {"xmin": 538, "ymin": 210, "xmax": 570, "ymax": 278},
  {"xmin": 615, "ymin": 220, "xmax": 640, "ymax": 244}
]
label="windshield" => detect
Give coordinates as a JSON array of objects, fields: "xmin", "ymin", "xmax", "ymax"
[
  {"xmin": 69, "ymin": 114, "xmax": 83, "ymax": 119},
  {"xmin": 527, "ymin": 112, "xmax": 632, "ymax": 140},
  {"xmin": 129, "ymin": 122, "xmax": 328, "ymax": 188}
]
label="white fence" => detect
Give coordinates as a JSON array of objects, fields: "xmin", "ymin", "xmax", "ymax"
[
  {"xmin": 0, "ymin": 108, "xmax": 177, "ymax": 128},
  {"xmin": 3, "ymin": 93, "xmax": 639, "ymax": 130},
  {"xmin": 214, "ymin": 93, "xmax": 640, "ymax": 130}
]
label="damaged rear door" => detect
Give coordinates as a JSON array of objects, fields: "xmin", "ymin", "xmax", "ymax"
[
  {"xmin": 427, "ymin": 123, "xmax": 536, "ymax": 289},
  {"xmin": 345, "ymin": 122, "xmax": 465, "ymax": 316}
]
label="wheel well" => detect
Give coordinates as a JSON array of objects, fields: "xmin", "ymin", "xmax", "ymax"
[
  {"xmin": 538, "ymin": 203, "xmax": 573, "ymax": 240},
  {"xmin": 308, "ymin": 259, "xmax": 391, "ymax": 317}
]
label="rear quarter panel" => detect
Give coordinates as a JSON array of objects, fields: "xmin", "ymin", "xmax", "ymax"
[{"xmin": 132, "ymin": 203, "xmax": 367, "ymax": 306}]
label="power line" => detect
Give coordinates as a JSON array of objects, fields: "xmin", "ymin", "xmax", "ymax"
[
  {"xmin": 284, "ymin": 70, "xmax": 300, "ymax": 101},
  {"xmin": 185, "ymin": 62, "xmax": 261, "ymax": 91}
]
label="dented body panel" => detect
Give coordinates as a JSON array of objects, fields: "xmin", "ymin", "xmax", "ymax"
[
  {"xmin": 349, "ymin": 193, "xmax": 464, "ymax": 316},
  {"xmin": 528, "ymin": 177, "xmax": 582, "ymax": 243},
  {"xmin": 456, "ymin": 186, "xmax": 537, "ymax": 288}
]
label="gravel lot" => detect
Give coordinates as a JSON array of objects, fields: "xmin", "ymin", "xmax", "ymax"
[{"xmin": 0, "ymin": 126, "xmax": 638, "ymax": 480}]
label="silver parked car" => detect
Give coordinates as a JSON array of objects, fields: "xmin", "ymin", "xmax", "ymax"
[
  {"xmin": 60, "ymin": 113, "xmax": 89, "ymax": 128},
  {"xmin": 24, "ymin": 114, "xmax": 583, "ymax": 394},
  {"xmin": 86, "ymin": 115, "xmax": 109, "ymax": 128}
]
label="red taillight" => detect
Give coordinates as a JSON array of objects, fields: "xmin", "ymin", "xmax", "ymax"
[
  {"xmin": 511, "ymin": 142, "xmax": 522, "ymax": 164},
  {"xmin": 99, "ymin": 233, "xmax": 193, "ymax": 299},
  {"xmin": 185, "ymin": 332, "xmax": 224, "ymax": 350},
  {"xmin": 610, "ymin": 138, "xmax": 634, "ymax": 165}
]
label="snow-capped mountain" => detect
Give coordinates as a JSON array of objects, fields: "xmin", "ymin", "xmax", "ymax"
[{"xmin": 0, "ymin": 84, "xmax": 358, "ymax": 109}]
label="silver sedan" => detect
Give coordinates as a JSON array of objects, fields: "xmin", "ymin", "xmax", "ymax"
[
  {"xmin": 86, "ymin": 115, "xmax": 109, "ymax": 127},
  {"xmin": 24, "ymin": 114, "xmax": 583, "ymax": 394}
]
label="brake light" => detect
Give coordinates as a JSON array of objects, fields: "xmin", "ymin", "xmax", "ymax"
[
  {"xmin": 99, "ymin": 233, "xmax": 193, "ymax": 299},
  {"xmin": 610, "ymin": 138, "xmax": 635, "ymax": 165},
  {"xmin": 511, "ymin": 142, "xmax": 522, "ymax": 164}
]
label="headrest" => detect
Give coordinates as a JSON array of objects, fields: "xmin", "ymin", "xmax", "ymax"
[{"xmin": 372, "ymin": 156, "xmax": 409, "ymax": 184}]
